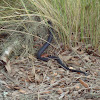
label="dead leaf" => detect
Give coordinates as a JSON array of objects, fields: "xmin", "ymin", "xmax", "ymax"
[
  {"xmin": 13, "ymin": 86, "xmax": 20, "ymax": 90},
  {"xmin": 19, "ymin": 89, "xmax": 26, "ymax": 94},
  {"xmin": 5, "ymin": 61, "xmax": 11, "ymax": 74},
  {"xmin": 93, "ymin": 86, "xmax": 100, "ymax": 90},
  {"xmin": 1, "ymin": 55, "xmax": 11, "ymax": 73},
  {"xmin": 6, "ymin": 85, "xmax": 20, "ymax": 90},
  {"xmin": 41, "ymin": 91, "xmax": 51, "ymax": 94},
  {"xmin": 79, "ymin": 79, "xmax": 89, "ymax": 88},
  {"xmin": 26, "ymin": 74, "xmax": 35, "ymax": 83}
]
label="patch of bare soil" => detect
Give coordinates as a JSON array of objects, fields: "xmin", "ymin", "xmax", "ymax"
[{"xmin": 0, "ymin": 45, "xmax": 100, "ymax": 100}]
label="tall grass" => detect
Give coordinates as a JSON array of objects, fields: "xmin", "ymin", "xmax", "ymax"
[
  {"xmin": 0, "ymin": 0, "xmax": 100, "ymax": 52},
  {"xmin": 33, "ymin": 0, "xmax": 100, "ymax": 50}
]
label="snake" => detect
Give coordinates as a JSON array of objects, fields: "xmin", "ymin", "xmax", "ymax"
[{"xmin": 37, "ymin": 25, "xmax": 87, "ymax": 76}]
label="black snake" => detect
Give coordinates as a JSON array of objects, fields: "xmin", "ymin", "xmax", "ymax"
[{"xmin": 37, "ymin": 24, "xmax": 87, "ymax": 76}]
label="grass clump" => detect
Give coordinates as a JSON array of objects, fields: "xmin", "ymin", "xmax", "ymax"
[
  {"xmin": 0, "ymin": 0, "xmax": 100, "ymax": 54},
  {"xmin": 34, "ymin": 0, "xmax": 100, "ymax": 49}
]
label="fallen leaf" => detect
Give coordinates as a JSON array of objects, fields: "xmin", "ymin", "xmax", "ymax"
[
  {"xmin": 25, "ymin": 74, "xmax": 35, "ymax": 83},
  {"xmin": 5, "ymin": 61, "xmax": 11, "ymax": 74},
  {"xmin": 19, "ymin": 89, "xmax": 26, "ymax": 94},
  {"xmin": 93, "ymin": 86, "xmax": 100, "ymax": 90},
  {"xmin": 13, "ymin": 86, "xmax": 21, "ymax": 90},
  {"xmin": 41, "ymin": 91, "xmax": 51, "ymax": 94},
  {"xmin": 79, "ymin": 79, "xmax": 89, "ymax": 88}
]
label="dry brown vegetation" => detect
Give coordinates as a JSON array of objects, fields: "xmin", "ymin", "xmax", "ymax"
[{"xmin": 0, "ymin": 42, "xmax": 100, "ymax": 100}]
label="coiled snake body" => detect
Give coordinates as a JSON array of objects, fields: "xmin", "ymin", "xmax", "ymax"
[{"xmin": 37, "ymin": 28, "xmax": 87, "ymax": 76}]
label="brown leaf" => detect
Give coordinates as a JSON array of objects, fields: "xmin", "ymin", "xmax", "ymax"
[
  {"xmin": 26, "ymin": 74, "xmax": 35, "ymax": 83},
  {"xmin": 93, "ymin": 86, "xmax": 100, "ymax": 90},
  {"xmin": 79, "ymin": 79, "xmax": 89, "ymax": 88},
  {"xmin": 19, "ymin": 89, "xmax": 26, "ymax": 94},
  {"xmin": 5, "ymin": 61, "xmax": 11, "ymax": 74},
  {"xmin": 6, "ymin": 85, "xmax": 20, "ymax": 90},
  {"xmin": 13, "ymin": 86, "xmax": 21, "ymax": 90},
  {"xmin": 41, "ymin": 91, "xmax": 51, "ymax": 94}
]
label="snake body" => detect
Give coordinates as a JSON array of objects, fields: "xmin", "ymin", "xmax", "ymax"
[{"xmin": 37, "ymin": 28, "xmax": 87, "ymax": 76}]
